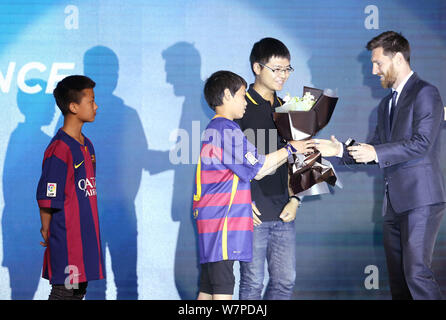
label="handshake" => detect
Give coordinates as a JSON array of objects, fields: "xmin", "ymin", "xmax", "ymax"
[
  {"xmin": 287, "ymin": 139, "xmax": 317, "ymax": 155},
  {"xmin": 312, "ymin": 136, "xmax": 378, "ymax": 163}
]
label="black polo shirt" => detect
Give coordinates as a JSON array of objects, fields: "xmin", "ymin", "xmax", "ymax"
[{"xmin": 235, "ymin": 84, "xmax": 289, "ymax": 221}]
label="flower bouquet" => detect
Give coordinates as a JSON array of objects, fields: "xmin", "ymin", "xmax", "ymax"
[
  {"xmin": 273, "ymin": 86, "xmax": 341, "ymax": 196},
  {"xmin": 273, "ymin": 86, "xmax": 338, "ymax": 141}
]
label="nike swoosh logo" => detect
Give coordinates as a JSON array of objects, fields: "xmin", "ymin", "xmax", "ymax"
[{"xmin": 74, "ymin": 160, "xmax": 84, "ymax": 169}]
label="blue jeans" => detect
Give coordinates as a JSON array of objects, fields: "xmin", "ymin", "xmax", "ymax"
[{"xmin": 239, "ymin": 220, "xmax": 296, "ymax": 300}]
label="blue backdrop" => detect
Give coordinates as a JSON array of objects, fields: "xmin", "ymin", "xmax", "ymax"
[{"xmin": 0, "ymin": 0, "xmax": 445, "ymax": 299}]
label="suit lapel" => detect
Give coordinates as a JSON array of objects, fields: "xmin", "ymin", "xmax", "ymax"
[{"xmin": 390, "ymin": 73, "xmax": 418, "ymax": 136}]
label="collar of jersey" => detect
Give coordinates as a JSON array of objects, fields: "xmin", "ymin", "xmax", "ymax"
[
  {"xmin": 212, "ymin": 114, "xmax": 232, "ymax": 120},
  {"xmin": 58, "ymin": 129, "xmax": 86, "ymax": 147}
]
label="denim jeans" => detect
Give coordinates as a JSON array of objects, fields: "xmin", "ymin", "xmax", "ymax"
[{"xmin": 239, "ymin": 220, "xmax": 296, "ymax": 300}]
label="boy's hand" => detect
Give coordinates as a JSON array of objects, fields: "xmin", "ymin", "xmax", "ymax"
[
  {"xmin": 39, "ymin": 208, "xmax": 52, "ymax": 247},
  {"xmin": 279, "ymin": 198, "xmax": 299, "ymax": 222},
  {"xmin": 289, "ymin": 139, "xmax": 316, "ymax": 154},
  {"xmin": 40, "ymin": 227, "xmax": 49, "ymax": 247},
  {"xmin": 252, "ymin": 203, "xmax": 262, "ymax": 226}
]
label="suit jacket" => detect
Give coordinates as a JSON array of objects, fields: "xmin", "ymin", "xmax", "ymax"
[{"xmin": 344, "ymin": 72, "xmax": 446, "ymax": 213}]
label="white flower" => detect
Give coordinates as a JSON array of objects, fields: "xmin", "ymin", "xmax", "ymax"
[
  {"xmin": 280, "ymin": 91, "xmax": 316, "ymax": 111},
  {"xmin": 302, "ymin": 92, "xmax": 315, "ymax": 102}
]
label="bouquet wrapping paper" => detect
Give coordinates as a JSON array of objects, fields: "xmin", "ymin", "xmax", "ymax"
[{"xmin": 273, "ymin": 87, "xmax": 342, "ymax": 196}]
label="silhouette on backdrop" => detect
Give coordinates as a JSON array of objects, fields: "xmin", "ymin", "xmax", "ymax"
[
  {"xmin": 162, "ymin": 42, "xmax": 213, "ymax": 299},
  {"xmin": 2, "ymin": 79, "xmax": 54, "ymax": 299},
  {"xmin": 83, "ymin": 46, "xmax": 149, "ymax": 299}
]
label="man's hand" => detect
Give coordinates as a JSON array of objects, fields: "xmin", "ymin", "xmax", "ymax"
[
  {"xmin": 347, "ymin": 143, "xmax": 377, "ymax": 163},
  {"xmin": 279, "ymin": 198, "xmax": 299, "ymax": 222},
  {"xmin": 289, "ymin": 139, "xmax": 316, "ymax": 154},
  {"xmin": 314, "ymin": 135, "xmax": 342, "ymax": 157},
  {"xmin": 252, "ymin": 203, "xmax": 262, "ymax": 226},
  {"xmin": 40, "ymin": 227, "xmax": 49, "ymax": 247}
]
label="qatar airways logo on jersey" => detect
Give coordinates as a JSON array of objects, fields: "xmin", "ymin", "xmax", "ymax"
[{"xmin": 77, "ymin": 177, "xmax": 97, "ymax": 197}]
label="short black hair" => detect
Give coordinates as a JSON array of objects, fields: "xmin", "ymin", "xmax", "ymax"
[
  {"xmin": 53, "ymin": 75, "xmax": 96, "ymax": 115},
  {"xmin": 249, "ymin": 37, "xmax": 291, "ymax": 75},
  {"xmin": 366, "ymin": 31, "xmax": 410, "ymax": 64},
  {"xmin": 204, "ymin": 71, "xmax": 247, "ymax": 110}
]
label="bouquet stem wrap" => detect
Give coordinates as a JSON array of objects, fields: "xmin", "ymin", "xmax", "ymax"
[{"xmin": 288, "ymin": 151, "xmax": 339, "ymax": 195}]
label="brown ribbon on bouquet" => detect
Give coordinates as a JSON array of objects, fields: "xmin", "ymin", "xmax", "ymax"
[{"xmin": 288, "ymin": 151, "xmax": 337, "ymax": 194}]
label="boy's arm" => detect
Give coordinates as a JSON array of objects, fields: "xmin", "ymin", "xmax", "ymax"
[
  {"xmin": 39, "ymin": 207, "xmax": 53, "ymax": 247},
  {"xmin": 254, "ymin": 140, "xmax": 314, "ymax": 180},
  {"xmin": 254, "ymin": 148, "xmax": 288, "ymax": 179}
]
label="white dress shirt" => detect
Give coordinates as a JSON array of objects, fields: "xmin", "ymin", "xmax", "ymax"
[{"xmin": 388, "ymin": 70, "xmax": 414, "ymax": 115}]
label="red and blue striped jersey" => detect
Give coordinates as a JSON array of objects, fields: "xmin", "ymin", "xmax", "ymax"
[
  {"xmin": 36, "ymin": 129, "xmax": 105, "ymax": 285},
  {"xmin": 193, "ymin": 116, "xmax": 265, "ymax": 264}
]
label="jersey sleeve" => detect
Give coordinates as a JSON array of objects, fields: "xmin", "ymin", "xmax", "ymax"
[
  {"xmin": 220, "ymin": 126, "xmax": 265, "ymax": 182},
  {"xmin": 36, "ymin": 145, "xmax": 69, "ymax": 211},
  {"xmin": 84, "ymin": 137, "xmax": 96, "ymax": 174}
]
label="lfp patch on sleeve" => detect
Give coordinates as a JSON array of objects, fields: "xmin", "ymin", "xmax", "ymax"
[
  {"xmin": 47, "ymin": 183, "xmax": 57, "ymax": 197},
  {"xmin": 245, "ymin": 152, "xmax": 259, "ymax": 166}
]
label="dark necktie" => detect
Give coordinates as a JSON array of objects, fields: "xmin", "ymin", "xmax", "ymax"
[{"xmin": 389, "ymin": 90, "xmax": 398, "ymax": 127}]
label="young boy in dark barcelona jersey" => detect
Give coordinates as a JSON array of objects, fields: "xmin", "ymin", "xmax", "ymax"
[
  {"xmin": 235, "ymin": 38, "xmax": 300, "ymax": 300},
  {"xmin": 36, "ymin": 75, "xmax": 105, "ymax": 300},
  {"xmin": 194, "ymin": 70, "xmax": 313, "ymax": 300}
]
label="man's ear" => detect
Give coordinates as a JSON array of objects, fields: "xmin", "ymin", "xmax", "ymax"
[
  {"xmin": 253, "ymin": 62, "xmax": 262, "ymax": 76},
  {"xmin": 394, "ymin": 52, "xmax": 405, "ymax": 66}
]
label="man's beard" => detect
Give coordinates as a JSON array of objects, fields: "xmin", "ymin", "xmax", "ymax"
[{"xmin": 380, "ymin": 64, "xmax": 397, "ymax": 89}]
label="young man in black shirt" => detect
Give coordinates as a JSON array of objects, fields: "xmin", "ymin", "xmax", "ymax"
[{"xmin": 236, "ymin": 38, "xmax": 310, "ymax": 299}]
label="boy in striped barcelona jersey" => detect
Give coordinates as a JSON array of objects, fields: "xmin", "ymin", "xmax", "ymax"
[
  {"xmin": 36, "ymin": 75, "xmax": 104, "ymax": 300},
  {"xmin": 194, "ymin": 71, "xmax": 315, "ymax": 300}
]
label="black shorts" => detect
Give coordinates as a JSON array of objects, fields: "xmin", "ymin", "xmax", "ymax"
[
  {"xmin": 199, "ymin": 260, "xmax": 235, "ymax": 295},
  {"xmin": 49, "ymin": 282, "xmax": 88, "ymax": 300}
]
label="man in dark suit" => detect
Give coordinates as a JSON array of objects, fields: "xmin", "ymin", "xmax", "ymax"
[{"xmin": 316, "ymin": 31, "xmax": 446, "ymax": 299}]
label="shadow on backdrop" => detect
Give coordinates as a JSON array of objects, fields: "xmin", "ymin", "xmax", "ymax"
[
  {"xmin": 162, "ymin": 42, "xmax": 213, "ymax": 299},
  {"xmin": 55, "ymin": 46, "xmax": 149, "ymax": 299},
  {"xmin": 81, "ymin": 46, "xmax": 152, "ymax": 299},
  {"xmin": 2, "ymin": 79, "xmax": 54, "ymax": 299}
]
